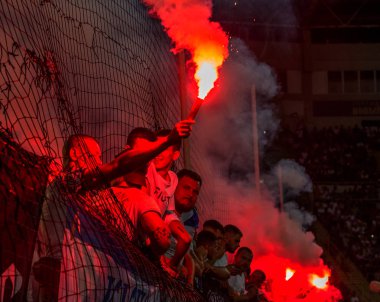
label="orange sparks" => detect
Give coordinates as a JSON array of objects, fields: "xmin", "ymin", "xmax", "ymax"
[
  {"xmin": 285, "ymin": 268, "xmax": 295, "ymax": 281},
  {"xmin": 309, "ymin": 273, "xmax": 329, "ymax": 289}
]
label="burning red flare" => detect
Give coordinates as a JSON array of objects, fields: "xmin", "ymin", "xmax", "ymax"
[
  {"xmin": 252, "ymin": 254, "xmax": 342, "ymax": 301},
  {"xmin": 285, "ymin": 268, "xmax": 295, "ymax": 281},
  {"xmin": 142, "ymin": 0, "xmax": 229, "ymax": 100},
  {"xmin": 195, "ymin": 61, "xmax": 218, "ymax": 99},
  {"xmin": 309, "ymin": 272, "xmax": 329, "ymax": 289}
]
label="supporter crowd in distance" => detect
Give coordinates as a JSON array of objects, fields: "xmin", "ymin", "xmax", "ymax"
[
  {"xmin": 314, "ymin": 184, "xmax": 380, "ymax": 281},
  {"xmin": 275, "ymin": 122, "xmax": 380, "ymax": 301},
  {"xmin": 32, "ymin": 118, "xmax": 267, "ymax": 302},
  {"xmin": 276, "ymin": 124, "xmax": 380, "ymax": 181}
]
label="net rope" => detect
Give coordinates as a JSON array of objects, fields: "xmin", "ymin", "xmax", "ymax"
[{"xmin": 0, "ymin": 0, "xmax": 209, "ymax": 300}]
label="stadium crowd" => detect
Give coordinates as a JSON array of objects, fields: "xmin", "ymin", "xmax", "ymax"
[
  {"xmin": 32, "ymin": 118, "xmax": 267, "ymax": 302},
  {"xmin": 277, "ymin": 124, "xmax": 379, "ymax": 181},
  {"xmin": 276, "ymin": 122, "xmax": 380, "ymax": 290},
  {"xmin": 314, "ymin": 184, "xmax": 380, "ymax": 281}
]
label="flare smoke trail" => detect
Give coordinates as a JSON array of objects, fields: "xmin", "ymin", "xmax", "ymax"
[
  {"xmin": 196, "ymin": 38, "xmax": 320, "ymax": 264},
  {"xmin": 142, "ymin": 0, "xmax": 229, "ymax": 98},
  {"xmin": 194, "ymin": 38, "xmax": 341, "ymax": 300}
]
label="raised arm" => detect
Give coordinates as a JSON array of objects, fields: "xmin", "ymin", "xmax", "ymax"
[{"xmin": 82, "ymin": 120, "xmax": 195, "ymax": 188}]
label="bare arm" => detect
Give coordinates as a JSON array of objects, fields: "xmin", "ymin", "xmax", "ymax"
[
  {"xmin": 168, "ymin": 220, "xmax": 192, "ymax": 268},
  {"xmin": 183, "ymin": 253, "xmax": 195, "ymax": 286},
  {"xmin": 204, "ymin": 252, "xmax": 231, "ymax": 280},
  {"xmin": 204, "ymin": 264, "xmax": 231, "ymax": 280},
  {"xmin": 83, "ymin": 120, "xmax": 195, "ymax": 188},
  {"xmin": 140, "ymin": 212, "xmax": 171, "ymax": 256}
]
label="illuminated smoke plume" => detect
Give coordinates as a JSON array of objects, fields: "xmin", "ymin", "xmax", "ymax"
[
  {"xmin": 195, "ymin": 38, "xmax": 341, "ymax": 301},
  {"xmin": 142, "ymin": 0, "xmax": 229, "ymax": 98}
]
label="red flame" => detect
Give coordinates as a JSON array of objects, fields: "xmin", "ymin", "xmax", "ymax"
[
  {"xmin": 252, "ymin": 254, "xmax": 342, "ymax": 302},
  {"xmin": 142, "ymin": 0, "xmax": 229, "ymax": 99},
  {"xmin": 195, "ymin": 61, "xmax": 218, "ymax": 99},
  {"xmin": 309, "ymin": 272, "xmax": 329, "ymax": 289},
  {"xmin": 285, "ymin": 268, "xmax": 295, "ymax": 281}
]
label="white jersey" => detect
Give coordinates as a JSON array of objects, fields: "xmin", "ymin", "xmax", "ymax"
[
  {"xmin": 145, "ymin": 162, "xmax": 178, "ymax": 222},
  {"xmin": 111, "ymin": 186, "xmax": 161, "ymax": 239},
  {"xmin": 214, "ymin": 253, "xmax": 228, "ymax": 267},
  {"xmin": 228, "ymin": 272, "xmax": 247, "ymax": 296}
]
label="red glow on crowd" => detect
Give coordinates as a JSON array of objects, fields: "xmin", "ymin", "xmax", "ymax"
[
  {"xmin": 142, "ymin": 0, "xmax": 229, "ymax": 99},
  {"xmin": 252, "ymin": 254, "xmax": 342, "ymax": 301}
]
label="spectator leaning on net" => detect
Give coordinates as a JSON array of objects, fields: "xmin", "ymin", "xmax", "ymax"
[
  {"xmin": 112, "ymin": 120, "xmax": 194, "ymax": 254},
  {"xmin": 144, "ymin": 128, "xmax": 195, "ymax": 275},
  {"xmin": 190, "ymin": 230, "xmax": 219, "ymax": 290},
  {"xmin": 34, "ymin": 119, "xmax": 194, "ymax": 300},
  {"xmin": 162, "ymin": 168, "xmax": 202, "ymax": 284},
  {"xmin": 203, "ymin": 219, "xmax": 225, "ymax": 255},
  {"xmin": 227, "ymin": 247, "xmax": 254, "ymax": 301},
  {"xmin": 207, "ymin": 224, "xmax": 243, "ymax": 281},
  {"xmin": 246, "ymin": 269, "xmax": 268, "ymax": 302},
  {"xmin": 199, "ymin": 220, "xmax": 229, "ymax": 301},
  {"xmin": 111, "ymin": 128, "xmax": 171, "ymax": 257}
]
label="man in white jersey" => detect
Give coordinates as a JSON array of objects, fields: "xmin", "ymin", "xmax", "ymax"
[
  {"xmin": 112, "ymin": 126, "xmax": 187, "ymax": 256},
  {"xmin": 227, "ymin": 247, "xmax": 253, "ymax": 300},
  {"xmin": 145, "ymin": 129, "xmax": 194, "ymax": 274},
  {"xmin": 201, "ymin": 222, "xmax": 243, "ymax": 299}
]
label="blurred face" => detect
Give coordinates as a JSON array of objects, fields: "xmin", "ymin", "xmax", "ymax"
[
  {"xmin": 70, "ymin": 137, "xmax": 102, "ymax": 169},
  {"xmin": 225, "ymin": 232, "xmax": 242, "ymax": 253},
  {"xmin": 203, "ymin": 227, "xmax": 225, "ymax": 258},
  {"xmin": 203, "ymin": 227, "xmax": 224, "ymax": 250},
  {"xmin": 153, "ymin": 146, "xmax": 180, "ymax": 172},
  {"xmin": 206, "ymin": 241, "xmax": 219, "ymax": 260},
  {"xmin": 234, "ymin": 250, "xmax": 253, "ymax": 270},
  {"xmin": 250, "ymin": 270, "xmax": 266, "ymax": 287},
  {"xmin": 174, "ymin": 176, "xmax": 201, "ymax": 213},
  {"xmin": 131, "ymin": 137, "xmax": 152, "ymax": 173}
]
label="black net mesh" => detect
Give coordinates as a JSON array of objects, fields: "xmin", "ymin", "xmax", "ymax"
[{"xmin": 0, "ymin": 0, "xmax": 207, "ymax": 300}]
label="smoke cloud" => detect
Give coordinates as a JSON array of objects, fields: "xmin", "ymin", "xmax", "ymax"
[
  {"xmin": 194, "ymin": 38, "xmax": 321, "ymax": 267},
  {"xmin": 142, "ymin": 0, "xmax": 229, "ymax": 98},
  {"xmin": 191, "ymin": 37, "xmax": 343, "ymax": 300},
  {"xmin": 142, "ymin": 0, "xmax": 228, "ymax": 56}
]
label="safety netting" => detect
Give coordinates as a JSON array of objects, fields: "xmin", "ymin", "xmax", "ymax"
[{"xmin": 0, "ymin": 0, "xmax": 210, "ymax": 300}]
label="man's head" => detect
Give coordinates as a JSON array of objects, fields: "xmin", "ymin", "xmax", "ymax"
[
  {"xmin": 62, "ymin": 135, "xmax": 102, "ymax": 170},
  {"xmin": 224, "ymin": 224, "xmax": 243, "ymax": 253},
  {"xmin": 174, "ymin": 169, "xmax": 202, "ymax": 214},
  {"xmin": 203, "ymin": 219, "xmax": 224, "ymax": 241},
  {"xmin": 120, "ymin": 127, "xmax": 157, "ymax": 185},
  {"xmin": 153, "ymin": 129, "xmax": 180, "ymax": 173},
  {"xmin": 203, "ymin": 220, "xmax": 225, "ymax": 255},
  {"xmin": 127, "ymin": 127, "xmax": 156, "ymax": 149},
  {"xmin": 249, "ymin": 269, "xmax": 266, "ymax": 288},
  {"xmin": 233, "ymin": 247, "xmax": 253, "ymax": 271},
  {"xmin": 195, "ymin": 230, "xmax": 218, "ymax": 260}
]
